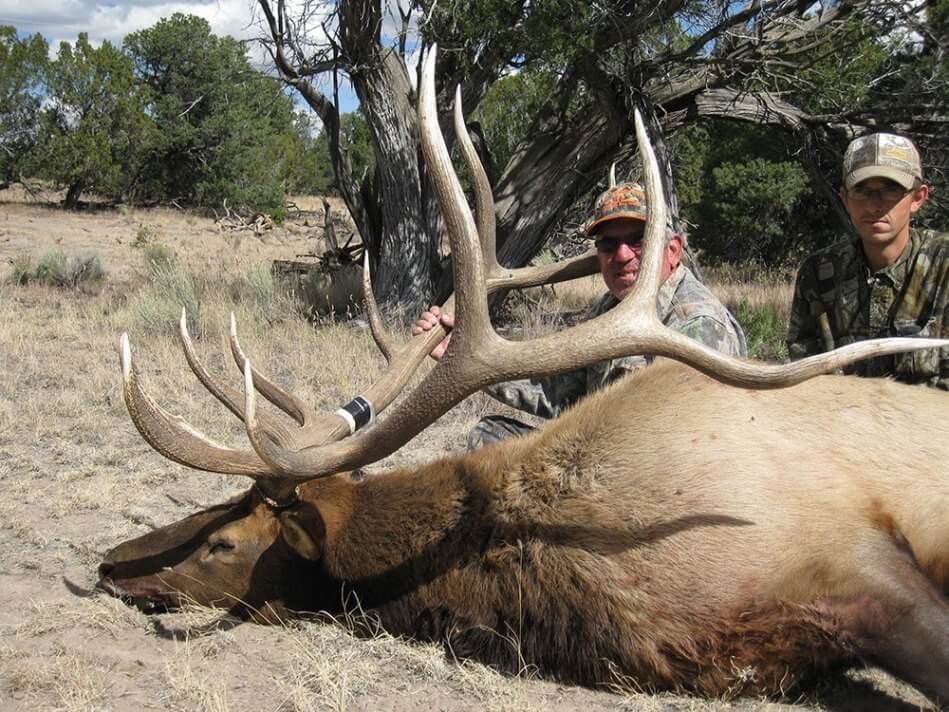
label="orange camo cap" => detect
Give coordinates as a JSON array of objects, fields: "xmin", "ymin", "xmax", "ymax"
[{"xmin": 584, "ymin": 183, "xmax": 648, "ymax": 237}]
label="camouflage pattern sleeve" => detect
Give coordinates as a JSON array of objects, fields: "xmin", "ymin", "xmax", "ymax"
[
  {"xmin": 936, "ymin": 300, "xmax": 949, "ymax": 391},
  {"xmin": 678, "ymin": 315, "xmax": 746, "ymax": 358},
  {"xmin": 786, "ymin": 260, "xmax": 825, "ymax": 360},
  {"xmin": 482, "ymin": 369, "xmax": 589, "ymax": 419}
]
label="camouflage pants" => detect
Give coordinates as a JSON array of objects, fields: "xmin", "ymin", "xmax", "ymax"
[{"xmin": 466, "ymin": 415, "xmax": 535, "ymax": 451}]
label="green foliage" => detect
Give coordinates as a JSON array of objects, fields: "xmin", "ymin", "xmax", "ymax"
[
  {"xmin": 341, "ymin": 112, "xmax": 375, "ymax": 185},
  {"xmin": 779, "ymin": 17, "xmax": 888, "ymax": 117},
  {"xmin": 702, "ymin": 158, "xmax": 810, "ymax": 263},
  {"xmin": 123, "ymin": 13, "xmax": 310, "ymax": 211},
  {"xmin": 300, "ymin": 110, "xmax": 374, "ymax": 196},
  {"xmin": 734, "ymin": 298, "xmax": 788, "ymax": 362},
  {"xmin": 282, "ymin": 110, "xmax": 329, "ymax": 195},
  {"xmin": 307, "ymin": 127, "xmax": 337, "ymax": 195},
  {"xmin": 878, "ymin": 0, "xmax": 949, "ymax": 229},
  {"xmin": 9, "ymin": 250, "xmax": 105, "ymax": 288},
  {"xmin": 424, "ymin": 1, "xmax": 594, "ymax": 73},
  {"xmin": 0, "ymin": 26, "xmax": 48, "ymax": 185},
  {"xmin": 673, "ymin": 122, "xmax": 829, "ymax": 268},
  {"xmin": 38, "ymin": 33, "xmax": 153, "ymax": 207},
  {"xmin": 475, "ymin": 69, "xmax": 558, "ymax": 171}
]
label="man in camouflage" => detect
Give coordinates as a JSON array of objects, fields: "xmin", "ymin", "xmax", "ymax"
[
  {"xmin": 414, "ymin": 182, "xmax": 747, "ymax": 449},
  {"xmin": 787, "ymin": 133, "xmax": 949, "ymax": 390}
]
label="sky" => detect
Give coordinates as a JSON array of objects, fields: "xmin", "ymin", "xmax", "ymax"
[{"xmin": 0, "ymin": 0, "xmax": 364, "ymax": 113}]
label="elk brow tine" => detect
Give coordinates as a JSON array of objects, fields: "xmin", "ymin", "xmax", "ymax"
[
  {"xmin": 178, "ymin": 310, "xmax": 297, "ymax": 446},
  {"xmin": 120, "ymin": 333, "xmax": 275, "ymax": 477},
  {"xmin": 228, "ymin": 313, "xmax": 309, "ymax": 427},
  {"xmin": 362, "ymin": 251, "xmax": 394, "ymax": 364},
  {"xmin": 452, "ymin": 84, "xmax": 498, "ymax": 273}
]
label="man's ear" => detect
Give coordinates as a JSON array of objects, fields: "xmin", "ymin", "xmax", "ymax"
[
  {"xmin": 910, "ymin": 183, "xmax": 929, "ymax": 214},
  {"xmin": 278, "ymin": 506, "xmax": 326, "ymax": 561}
]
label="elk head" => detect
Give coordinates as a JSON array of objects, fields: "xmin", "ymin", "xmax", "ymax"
[{"xmin": 97, "ymin": 46, "xmax": 948, "ymax": 621}]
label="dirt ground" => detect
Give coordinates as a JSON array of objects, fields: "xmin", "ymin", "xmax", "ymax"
[{"xmin": 0, "ymin": 191, "xmax": 939, "ymax": 711}]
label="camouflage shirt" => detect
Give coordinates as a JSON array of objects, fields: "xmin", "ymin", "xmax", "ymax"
[
  {"xmin": 484, "ymin": 265, "xmax": 747, "ymax": 419},
  {"xmin": 786, "ymin": 228, "xmax": 949, "ymax": 390}
]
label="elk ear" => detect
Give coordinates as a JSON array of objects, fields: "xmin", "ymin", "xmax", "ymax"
[{"xmin": 278, "ymin": 506, "xmax": 326, "ymax": 561}]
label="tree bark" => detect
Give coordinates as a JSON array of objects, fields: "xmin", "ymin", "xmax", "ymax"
[
  {"xmin": 64, "ymin": 183, "xmax": 83, "ymax": 210},
  {"xmin": 339, "ymin": 0, "xmax": 442, "ymax": 319}
]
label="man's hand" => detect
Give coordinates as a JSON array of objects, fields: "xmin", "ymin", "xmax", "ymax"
[{"xmin": 411, "ymin": 305, "xmax": 455, "ymax": 360}]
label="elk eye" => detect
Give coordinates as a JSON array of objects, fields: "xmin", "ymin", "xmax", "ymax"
[{"xmin": 207, "ymin": 539, "xmax": 235, "ymax": 556}]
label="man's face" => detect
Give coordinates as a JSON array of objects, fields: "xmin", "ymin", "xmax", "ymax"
[
  {"xmin": 594, "ymin": 218, "xmax": 683, "ymax": 300},
  {"xmin": 840, "ymin": 177, "xmax": 928, "ymax": 249}
]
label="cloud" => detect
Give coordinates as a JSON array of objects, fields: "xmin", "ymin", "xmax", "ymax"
[
  {"xmin": 1, "ymin": 0, "xmax": 258, "ymax": 51},
  {"xmin": 1, "ymin": 0, "xmax": 364, "ymax": 113}
]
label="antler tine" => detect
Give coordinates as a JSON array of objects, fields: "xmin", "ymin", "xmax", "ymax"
[
  {"xmin": 119, "ymin": 333, "xmax": 276, "ymax": 478},
  {"xmin": 452, "ymin": 84, "xmax": 499, "ymax": 274},
  {"xmin": 614, "ymin": 109, "xmax": 667, "ymax": 322},
  {"xmin": 449, "ymin": 70, "xmax": 601, "ymax": 294},
  {"xmin": 609, "ymin": 162, "xmax": 617, "ymax": 188},
  {"xmin": 228, "ymin": 313, "xmax": 310, "ymax": 427},
  {"xmin": 362, "ymin": 251, "xmax": 394, "ymax": 363},
  {"xmin": 178, "ymin": 309, "xmax": 297, "ymax": 446},
  {"xmin": 484, "ymin": 250, "xmax": 600, "ymax": 292},
  {"xmin": 418, "ymin": 46, "xmax": 493, "ymax": 346}
]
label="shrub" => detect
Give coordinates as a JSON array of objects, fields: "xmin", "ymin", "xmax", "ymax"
[
  {"xmin": 8, "ymin": 250, "xmax": 105, "ymax": 289},
  {"xmin": 735, "ymin": 298, "xmax": 788, "ymax": 362},
  {"xmin": 131, "ymin": 223, "xmax": 157, "ymax": 248},
  {"xmin": 269, "ymin": 205, "xmax": 288, "ymax": 225},
  {"xmin": 244, "ymin": 263, "xmax": 273, "ymax": 309},
  {"xmin": 131, "ymin": 260, "xmax": 200, "ymax": 334},
  {"xmin": 8, "ymin": 254, "xmax": 34, "ymax": 285},
  {"xmin": 140, "ymin": 243, "xmax": 177, "ymax": 272}
]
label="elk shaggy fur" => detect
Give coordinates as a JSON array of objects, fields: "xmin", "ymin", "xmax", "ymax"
[{"xmin": 99, "ymin": 360, "xmax": 949, "ymax": 700}]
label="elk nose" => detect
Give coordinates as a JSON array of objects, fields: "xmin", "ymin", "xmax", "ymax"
[{"xmin": 98, "ymin": 561, "xmax": 115, "ymax": 580}]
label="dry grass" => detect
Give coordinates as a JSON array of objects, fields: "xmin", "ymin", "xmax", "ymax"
[
  {"xmin": 0, "ymin": 193, "xmax": 933, "ymax": 711},
  {"xmin": 704, "ymin": 264, "xmax": 795, "ymax": 327}
]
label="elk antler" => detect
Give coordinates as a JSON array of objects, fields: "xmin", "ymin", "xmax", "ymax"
[
  {"xmin": 118, "ymin": 50, "xmax": 599, "ymax": 481},
  {"xmin": 120, "ymin": 44, "xmax": 949, "ymax": 484}
]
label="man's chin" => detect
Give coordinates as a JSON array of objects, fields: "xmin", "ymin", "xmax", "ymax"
[{"xmin": 858, "ymin": 227, "xmax": 897, "ymax": 244}]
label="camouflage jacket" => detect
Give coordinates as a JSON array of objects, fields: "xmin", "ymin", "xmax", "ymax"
[
  {"xmin": 484, "ymin": 265, "xmax": 747, "ymax": 419},
  {"xmin": 786, "ymin": 228, "xmax": 949, "ymax": 390}
]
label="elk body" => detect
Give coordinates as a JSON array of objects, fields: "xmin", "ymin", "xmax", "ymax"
[
  {"xmin": 98, "ymin": 48, "xmax": 949, "ymax": 703},
  {"xmin": 101, "ymin": 362, "xmax": 949, "ymax": 699}
]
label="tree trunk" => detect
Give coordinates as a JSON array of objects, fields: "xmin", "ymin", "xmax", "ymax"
[
  {"xmin": 64, "ymin": 183, "xmax": 83, "ymax": 210},
  {"xmin": 353, "ymin": 52, "xmax": 441, "ymax": 318},
  {"xmin": 493, "ymin": 111, "xmax": 628, "ymax": 270},
  {"xmin": 340, "ymin": 1, "xmax": 442, "ymax": 321}
]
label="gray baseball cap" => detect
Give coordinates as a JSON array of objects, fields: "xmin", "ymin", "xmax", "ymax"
[{"xmin": 843, "ymin": 133, "xmax": 922, "ymax": 190}]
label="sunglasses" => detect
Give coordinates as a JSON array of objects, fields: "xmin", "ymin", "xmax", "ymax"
[
  {"xmin": 848, "ymin": 185, "xmax": 912, "ymax": 202},
  {"xmin": 594, "ymin": 235, "xmax": 644, "ymax": 254}
]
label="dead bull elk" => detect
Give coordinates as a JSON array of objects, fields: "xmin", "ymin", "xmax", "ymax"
[{"xmin": 98, "ymin": 47, "xmax": 949, "ymax": 703}]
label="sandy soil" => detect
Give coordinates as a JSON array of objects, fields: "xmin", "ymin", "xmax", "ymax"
[{"xmin": 0, "ymin": 191, "xmax": 938, "ymax": 711}]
